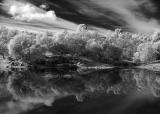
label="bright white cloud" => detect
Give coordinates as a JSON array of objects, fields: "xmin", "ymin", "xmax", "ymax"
[
  {"xmin": 4, "ymin": 0, "xmax": 77, "ymax": 30},
  {"xmin": 8, "ymin": 3, "xmax": 56, "ymax": 22}
]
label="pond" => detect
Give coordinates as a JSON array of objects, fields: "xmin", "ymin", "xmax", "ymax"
[{"xmin": 0, "ymin": 68, "xmax": 160, "ymax": 114}]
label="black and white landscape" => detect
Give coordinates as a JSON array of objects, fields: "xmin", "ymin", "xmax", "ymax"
[{"xmin": 1, "ymin": 0, "xmax": 160, "ymax": 114}]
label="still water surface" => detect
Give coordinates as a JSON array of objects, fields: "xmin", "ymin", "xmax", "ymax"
[{"xmin": 0, "ymin": 68, "xmax": 160, "ymax": 114}]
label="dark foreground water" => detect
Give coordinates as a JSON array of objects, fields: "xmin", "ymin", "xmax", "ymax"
[{"xmin": 0, "ymin": 68, "xmax": 160, "ymax": 114}]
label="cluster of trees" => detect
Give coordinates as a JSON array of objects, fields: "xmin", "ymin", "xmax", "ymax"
[
  {"xmin": 0, "ymin": 26, "xmax": 19, "ymax": 58},
  {"xmin": 7, "ymin": 27, "xmax": 123, "ymax": 64},
  {"xmin": 133, "ymin": 38, "xmax": 160, "ymax": 64},
  {"xmin": 1, "ymin": 25, "xmax": 160, "ymax": 64},
  {"xmin": 133, "ymin": 69, "xmax": 160, "ymax": 97}
]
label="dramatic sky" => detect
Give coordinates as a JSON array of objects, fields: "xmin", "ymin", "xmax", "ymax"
[{"xmin": 1, "ymin": 0, "xmax": 160, "ymax": 33}]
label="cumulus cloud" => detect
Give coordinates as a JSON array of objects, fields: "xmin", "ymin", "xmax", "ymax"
[
  {"xmin": 8, "ymin": 3, "xmax": 56, "ymax": 22},
  {"xmin": 1, "ymin": 0, "xmax": 78, "ymax": 31}
]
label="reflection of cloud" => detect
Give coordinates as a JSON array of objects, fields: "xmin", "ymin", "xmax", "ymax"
[{"xmin": 1, "ymin": 101, "xmax": 34, "ymax": 114}]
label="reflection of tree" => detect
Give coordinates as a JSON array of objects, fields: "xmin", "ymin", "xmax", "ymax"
[
  {"xmin": 7, "ymin": 71, "xmax": 55, "ymax": 105},
  {"xmin": 81, "ymin": 70, "xmax": 122, "ymax": 93},
  {"xmin": 110, "ymin": 69, "xmax": 160, "ymax": 97},
  {"xmin": 102, "ymin": 69, "xmax": 160, "ymax": 97},
  {"xmin": 6, "ymin": 70, "xmax": 87, "ymax": 105},
  {"xmin": 0, "ymin": 70, "xmax": 11, "ymax": 98},
  {"xmin": 105, "ymin": 69, "xmax": 137, "ymax": 94},
  {"xmin": 4, "ymin": 68, "xmax": 160, "ymax": 108},
  {"xmin": 133, "ymin": 69, "xmax": 160, "ymax": 97},
  {"xmin": 5, "ymin": 69, "xmax": 124, "ymax": 105}
]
